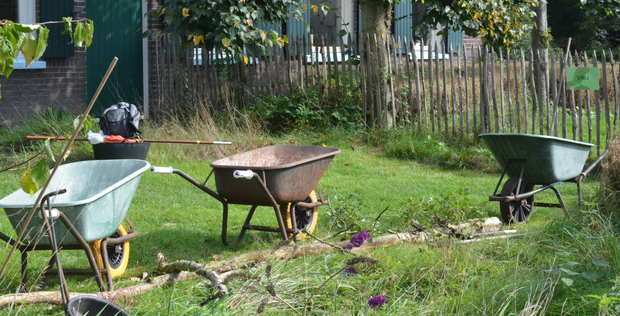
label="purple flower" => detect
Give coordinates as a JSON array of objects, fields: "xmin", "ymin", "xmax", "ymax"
[
  {"xmin": 367, "ymin": 295, "xmax": 386, "ymax": 309},
  {"xmin": 344, "ymin": 266, "xmax": 357, "ymax": 277},
  {"xmin": 345, "ymin": 243, "xmax": 354, "ymax": 250},
  {"xmin": 350, "ymin": 230, "xmax": 371, "ymax": 248}
]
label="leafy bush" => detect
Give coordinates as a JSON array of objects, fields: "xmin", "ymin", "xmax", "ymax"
[{"xmin": 248, "ymin": 85, "xmax": 363, "ymax": 132}]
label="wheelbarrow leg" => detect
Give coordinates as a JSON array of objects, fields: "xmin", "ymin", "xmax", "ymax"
[
  {"xmin": 40, "ymin": 206, "xmax": 70, "ymax": 310},
  {"xmin": 57, "ymin": 213, "xmax": 107, "ymax": 292},
  {"xmin": 577, "ymin": 178, "xmax": 584, "ymax": 207},
  {"xmin": 20, "ymin": 251, "xmax": 28, "ymax": 290},
  {"xmin": 288, "ymin": 203, "xmax": 299, "ymax": 243},
  {"xmin": 39, "ymin": 256, "xmax": 56, "ymax": 290},
  {"xmin": 549, "ymin": 185, "xmax": 572, "ymax": 219},
  {"xmin": 222, "ymin": 203, "xmax": 257, "ymax": 247}
]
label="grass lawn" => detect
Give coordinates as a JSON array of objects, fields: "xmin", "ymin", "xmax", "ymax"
[{"xmin": 0, "ymin": 128, "xmax": 609, "ymax": 315}]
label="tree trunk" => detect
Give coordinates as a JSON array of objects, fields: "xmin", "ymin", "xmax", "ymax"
[
  {"xmin": 359, "ymin": 0, "xmax": 393, "ymax": 128},
  {"xmin": 531, "ymin": 2, "xmax": 549, "ymax": 54}
]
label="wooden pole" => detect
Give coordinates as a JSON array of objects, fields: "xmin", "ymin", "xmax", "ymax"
[
  {"xmin": 25, "ymin": 136, "xmax": 232, "ymax": 145},
  {"xmin": 449, "ymin": 43, "xmax": 457, "ymax": 137},
  {"xmin": 593, "ymin": 51, "xmax": 602, "ymax": 155},
  {"xmin": 513, "ymin": 50, "xmax": 520, "ymax": 133},
  {"xmin": 610, "ymin": 49, "xmax": 620, "ymax": 138},
  {"xmin": 548, "ymin": 38, "xmax": 572, "ymax": 135},
  {"xmin": 464, "ymin": 46, "xmax": 470, "ymax": 139}
]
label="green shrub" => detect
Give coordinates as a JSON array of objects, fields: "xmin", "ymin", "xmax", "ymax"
[{"xmin": 248, "ymin": 85, "xmax": 363, "ymax": 132}]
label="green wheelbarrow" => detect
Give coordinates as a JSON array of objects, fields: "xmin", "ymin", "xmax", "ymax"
[
  {"xmin": 0, "ymin": 159, "xmax": 150, "ymax": 302},
  {"xmin": 480, "ymin": 134, "xmax": 607, "ymax": 224}
]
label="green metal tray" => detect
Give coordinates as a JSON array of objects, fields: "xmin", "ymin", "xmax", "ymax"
[
  {"xmin": 0, "ymin": 159, "xmax": 150, "ymax": 245},
  {"xmin": 479, "ymin": 133, "xmax": 593, "ymax": 185}
]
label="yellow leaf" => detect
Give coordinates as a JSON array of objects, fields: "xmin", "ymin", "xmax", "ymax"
[
  {"xmin": 311, "ymin": 5, "xmax": 318, "ymax": 15},
  {"xmin": 193, "ymin": 35, "xmax": 203, "ymax": 46},
  {"xmin": 21, "ymin": 170, "xmax": 38, "ymax": 196},
  {"xmin": 243, "ymin": 56, "xmax": 249, "ymax": 64},
  {"xmin": 161, "ymin": 7, "xmax": 166, "ymax": 15},
  {"xmin": 222, "ymin": 38, "xmax": 231, "ymax": 47},
  {"xmin": 246, "ymin": 19, "xmax": 252, "ymax": 26},
  {"xmin": 182, "ymin": 7, "xmax": 190, "ymax": 17}
]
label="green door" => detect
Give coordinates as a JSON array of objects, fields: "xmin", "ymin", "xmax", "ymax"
[{"xmin": 87, "ymin": 0, "xmax": 143, "ymax": 116}]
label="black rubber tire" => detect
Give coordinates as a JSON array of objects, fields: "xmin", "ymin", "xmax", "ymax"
[
  {"xmin": 280, "ymin": 191, "xmax": 319, "ymax": 239},
  {"xmin": 499, "ymin": 177, "xmax": 535, "ymax": 224}
]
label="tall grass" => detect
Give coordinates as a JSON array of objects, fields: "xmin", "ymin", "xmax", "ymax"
[{"xmin": 143, "ymin": 105, "xmax": 271, "ymax": 162}]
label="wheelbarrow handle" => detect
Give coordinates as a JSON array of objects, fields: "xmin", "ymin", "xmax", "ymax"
[
  {"xmin": 233, "ymin": 169, "xmax": 254, "ymax": 179},
  {"xmin": 151, "ymin": 166, "xmax": 174, "ymax": 174}
]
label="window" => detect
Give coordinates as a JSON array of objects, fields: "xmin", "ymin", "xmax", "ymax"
[
  {"xmin": 1, "ymin": 0, "xmax": 46, "ymax": 69},
  {"xmin": 0, "ymin": 0, "xmax": 18, "ymax": 21}
]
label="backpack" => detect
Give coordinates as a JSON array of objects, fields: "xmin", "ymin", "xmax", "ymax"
[{"xmin": 99, "ymin": 102, "xmax": 142, "ymax": 138}]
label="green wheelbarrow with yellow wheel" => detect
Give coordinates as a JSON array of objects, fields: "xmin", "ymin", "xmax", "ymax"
[{"xmin": 0, "ymin": 159, "xmax": 150, "ymax": 302}]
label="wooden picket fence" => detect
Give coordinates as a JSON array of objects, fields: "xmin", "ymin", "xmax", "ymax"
[{"xmin": 152, "ymin": 34, "xmax": 620, "ymax": 154}]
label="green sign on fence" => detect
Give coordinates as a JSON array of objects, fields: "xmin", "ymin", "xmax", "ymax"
[{"xmin": 567, "ymin": 67, "xmax": 599, "ymax": 90}]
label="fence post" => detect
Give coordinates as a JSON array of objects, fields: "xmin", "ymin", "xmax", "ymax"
[
  {"xmin": 593, "ymin": 51, "xmax": 602, "ymax": 155},
  {"xmin": 610, "ymin": 49, "xmax": 620, "ymax": 138}
]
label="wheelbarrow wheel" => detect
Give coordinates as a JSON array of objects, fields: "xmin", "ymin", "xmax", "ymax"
[
  {"xmin": 280, "ymin": 190, "xmax": 319, "ymax": 239},
  {"xmin": 88, "ymin": 223, "xmax": 130, "ymax": 279},
  {"xmin": 500, "ymin": 177, "xmax": 535, "ymax": 224}
]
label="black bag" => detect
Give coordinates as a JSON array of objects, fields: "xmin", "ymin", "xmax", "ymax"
[{"xmin": 99, "ymin": 102, "xmax": 142, "ymax": 138}]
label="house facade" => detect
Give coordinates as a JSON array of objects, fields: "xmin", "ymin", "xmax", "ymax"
[{"xmin": 0, "ymin": 0, "xmax": 150, "ymax": 126}]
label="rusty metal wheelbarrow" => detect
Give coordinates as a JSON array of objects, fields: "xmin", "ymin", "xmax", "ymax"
[
  {"xmin": 480, "ymin": 133, "xmax": 607, "ymax": 223},
  {"xmin": 151, "ymin": 145, "xmax": 341, "ymax": 246}
]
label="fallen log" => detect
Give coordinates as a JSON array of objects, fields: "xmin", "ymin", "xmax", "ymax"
[{"xmin": 0, "ymin": 271, "xmax": 199, "ymax": 308}]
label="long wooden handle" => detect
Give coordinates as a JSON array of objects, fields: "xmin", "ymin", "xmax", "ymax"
[{"xmin": 26, "ymin": 136, "xmax": 231, "ymax": 145}]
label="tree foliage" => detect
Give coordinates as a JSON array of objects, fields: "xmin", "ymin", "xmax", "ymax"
[
  {"xmin": 414, "ymin": 0, "xmax": 538, "ymax": 49},
  {"xmin": 0, "ymin": 18, "xmax": 94, "ymax": 98},
  {"xmin": 579, "ymin": 0, "xmax": 620, "ymax": 16},
  {"xmin": 155, "ymin": 0, "xmax": 620, "ymax": 53},
  {"xmin": 153, "ymin": 0, "xmax": 310, "ymax": 61}
]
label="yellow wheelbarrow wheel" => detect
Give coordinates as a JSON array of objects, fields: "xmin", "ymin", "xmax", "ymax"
[
  {"xmin": 280, "ymin": 190, "xmax": 319, "ymax": 239},
  {"xmin": 88, "ymin": 223, "xmax": 130, "ymax": 279}
]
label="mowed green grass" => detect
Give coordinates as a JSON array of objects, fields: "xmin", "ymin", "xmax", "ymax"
[{"xmin": 0, "ymin": 132, "xmax": 603, "ymax": 315}]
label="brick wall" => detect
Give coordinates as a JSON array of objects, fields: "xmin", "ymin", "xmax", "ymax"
[{"xmin": 0, "ymin": 0, "xmax": 87, "ymax": 127}]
